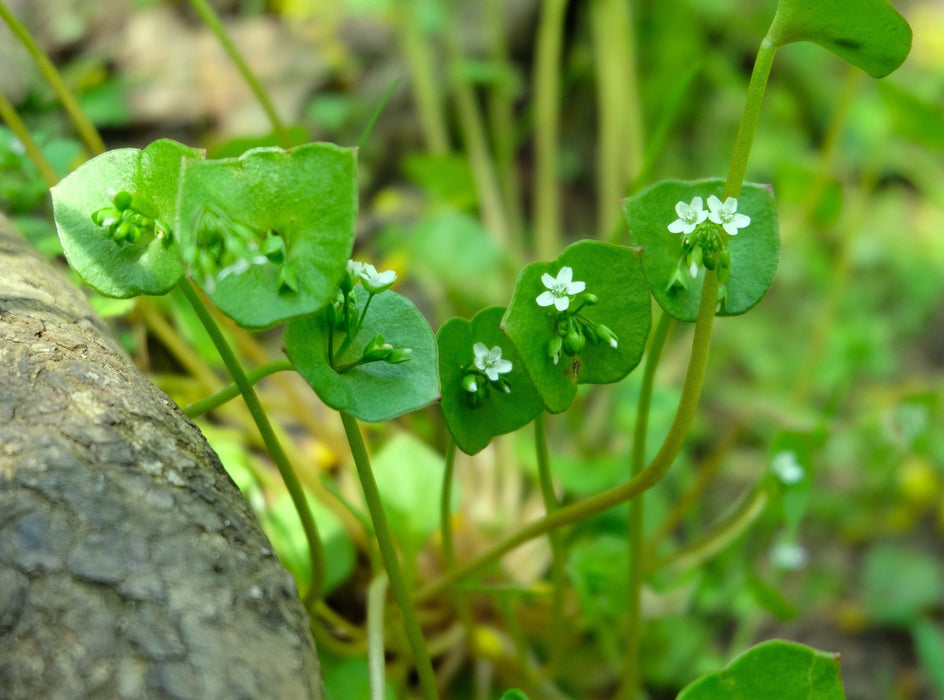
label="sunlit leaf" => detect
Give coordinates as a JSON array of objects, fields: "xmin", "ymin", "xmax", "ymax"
[
  {"xmin": 677, "ymin": 639, "xmax": 845, "ymax": 699},
  {"xmin": 768, "ymin": 0, "xmax": 911, "ymax": 78},
  {"xmin": 177, "ymin": 142, "xmax": 357, "ymax": 328},
  {"xmin": 52, "ymin": 139, "xmax": 202, "ymax": 297}
]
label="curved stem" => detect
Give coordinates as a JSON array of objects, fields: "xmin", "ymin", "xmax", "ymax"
[
  {"xmin": 339, "ymin": 411, "xmax": 439, "ymax": 700},
  {"xmin": 415, "ymin": 274, "xmax": 718, "ymax": 604},
  {"xmin": 179, "ymin": 280, "xmax": 325, "ymax": 603},
  {"xmin": 0, "ymin": 89, "xmax": 59, "ymax": 187},
  {"xmin": 184, "ymin": 359, "xmax": 294, "ymax": 417},
  {"xmin": 534, "ymin": 413, "xmax": 565, "ymax": 674},
  {"xmin": 187, "ymin": 0, "xmax": 291, "ymax": 148},
  {"xmin": 0, "ymin": 1, "xmax": 105, "ymax": 155},
  {"xmin": 724, "ymin": 37, "xmax": 777, "ymax": 198},
  {"xmin": 619, "ymin": 310, "xmax": 671, "ymax": 699}
]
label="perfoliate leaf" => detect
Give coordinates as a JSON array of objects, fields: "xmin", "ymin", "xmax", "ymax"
[
  {"xmin": 52, "ymin": 139, "xmax": 202, "ymax": 297},
  {"xmin": 677, "ymin": 639, "xmax": 846, "ymax": 700},
  {"xmin": 768, "ymin": 0, "xmax": 911, "ymax": 78},
  {"xmin": 502, "ymin": 240, "xmax": 651, "ymax": 413},
  {"xmin": 623, "ymin": 179, "xmax": 779, "ymax": 323},
  {"xmin": 177, "ymin": 142, "xmax": 357, "ymax": 328},
  {"xmin": 438, "ymin": 307, "xmax": 544, "ymax": 454},
  {"xmin": 285, "ymin": 288, "xmax": 440, "ymax": 423}
]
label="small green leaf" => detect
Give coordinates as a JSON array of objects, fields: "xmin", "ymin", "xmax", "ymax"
[
  {"xmin": 623, "ymin": 179, "xmax": 778, "ymax": 323},
  {"xmin": 677, "ymin": 639, "xmax": 846, "ymax": 700},
  {"xmin": 177, "ymin": 142, "xmax": 357, "ymax": 328},
  {"xmin": 862, "ymin": 544, "xmax": 944, "ymax": 626},
  {"xmin": 502, "ymin": 240, "xmax": 651, "ymax": 413},
  {"xmin": 438, "ymin": 307, "xmax": 544, "ymax": 455},
  {"xmin": 499, "ymin": 690, "xmax": 530, "ymax": 700},
  {"xmin": 768, "ymin": 0, "xmax": 912, "ymax": 78},
  {"xmin": 285, "ymin": 288, "xmax": 440, "ymax": 423},
  {"xmin": 52, "ymin": 139, "xmax": 203, "ymax": 297}
]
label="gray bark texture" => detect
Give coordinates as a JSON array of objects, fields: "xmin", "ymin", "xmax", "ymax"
[{"xmin": 0, "ymin": 214, "xmax": 320, "ymax": 699}]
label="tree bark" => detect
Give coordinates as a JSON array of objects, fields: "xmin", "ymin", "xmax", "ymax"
[{"xmin": 0, "ymin": 215, "xmax": 320, "ymax": 699}]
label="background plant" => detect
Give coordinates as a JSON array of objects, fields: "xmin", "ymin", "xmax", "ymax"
[{"xmin": 2, "ymin": 0, "xmax": 942, "ymax": 698}]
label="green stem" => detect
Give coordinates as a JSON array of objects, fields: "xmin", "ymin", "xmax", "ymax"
[
  {"xmin": 394, "ymin": 3, "xmax": 449, "ymax": 155},
  {"xmin": 439, "ymin": 0, "xmax": 510, "ymax": 248},
  {"xmin": 0, "ymin": 1, "xmax": 105, "ymax": 155},
  {"xmin": 184, "ymin": 359, "xmax": 293, "ymax": 417},
  {"xmin": 533, "ymin": 0, "xmax": 568, "ymax": 260},
  {"xmin": 415, "ymin": 273, "xmax": 719, "ymax": 604},
  {"xmin": 367, "ymin": 574, "xmax": 389, "ymax": 700},
  {"xmin": 0, "ymin": 89, "xmax": 59, "ymax": 187},
  {"xmin": 339, "ymin": 411, "xmax": 439, "ymax": 700},
  {"xmin": 534, "ymin": 413, "xmax": 566, "ymax": 674},
  {"xmin": 724, "ymin": 37, "xmax": 777, "ymax": 197},
  {"xmin": 179, "ymin": 281, "xmax": 325, "ymax": 603},
  {"xmin": 619, "ymin": 310, "xmax": 671, "ymax": 700},
  {"xmin": 187, "ymin": 0, "xmax": 291, "ymax": 148}
]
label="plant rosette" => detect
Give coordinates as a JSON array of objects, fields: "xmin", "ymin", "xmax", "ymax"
[
  {"xmin": 623, "ymin": 178, "xmax": 779, "ymax": 322},
  {"xmin": 284, "ymin": 287, "xmax": 440, "ymax": 423},
  {"xmin": 176, "ymin": 142, "xmax": 357, "ymax": 329},
  {"xmin": 438, "ymin": 306, "xmax": 545, "ymax": 455},
  {"xmin": 51, "ymin": 139, "xmax": 204, "ymax": 297},
  {"xmin": 502, "ymin": 240, "xmax": 651, "ymax": 414}
]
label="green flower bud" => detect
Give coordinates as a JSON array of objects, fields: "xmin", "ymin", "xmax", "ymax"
[
  {"xmin": 548, "ymin": 335, "xmax": 563, "ymax": 365},
  {"xmin": 563, "ymin": 328, "xmax": 585, "ymax": 355},
  {"xmin": 113, "ymin": 191, "xmax": 134, "ymax": 211},
  {"xmin": 386, "ymin": 348, "xmax": 413, "ymax": 364}
]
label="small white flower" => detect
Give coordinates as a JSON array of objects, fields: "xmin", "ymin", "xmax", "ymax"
[
  {"xmin": 770, "ymin": 540, "xmax": 808, "ymax": 571},
  {"xmin": 465, "ymin": 378, "xmax": 478, "ymax": 393},
  {"xmin": 706, "ymin": 195, "xmax": 750, "ymax": 236},
  {"xmin": 771, "ymin": 451, "xmax": 805, "ymax": 484},
  {"xmin": 353, "ymin": 261, "xmax": 397, "ymax": 293},
  {"xmin": 536, "ymin": 266, "xmax": 586, "ymax": 311},
  {"xmin": 668, "ymin": 196, "xmax": 709, "ymax": 235},
  {"xmin": 473, "ymin": 342, "xmax": 513, "ymax": 381}
]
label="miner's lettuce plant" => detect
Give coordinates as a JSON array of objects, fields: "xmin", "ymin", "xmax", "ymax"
[{"xmin": 6, "ymin": 0, "xmax": 913, "ymax": 697}]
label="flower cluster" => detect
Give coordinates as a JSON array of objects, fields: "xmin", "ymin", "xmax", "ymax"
[
  {"xmin": 326, "ymin": 259, "xmax": 410, "ymax": 373},
  {"xmin": 92, "ymin": 190, "xmax": 172, "ymax": 246},
  {"xmin": 666, "ymin": 195, "xmax": 750, "ymax": 307},
  {"xmin": 462, "ymin": 342, "xmax": 513, "ymax": 408},
  {"xmin": 536, "ymin": 267, "xmax": 618, "ymax": 367},
  {"xmin": 184, "ymin": 202, "xmax": 291, "ymax": 294}
]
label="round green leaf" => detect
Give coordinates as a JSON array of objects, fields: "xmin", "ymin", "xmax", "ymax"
[
  {"xmin": 438, "ymin": 307, "xmax": 544, "ymax": 455},
  {"xmin": 177, "ymin": 142, "xmax": 357, "ymax": 328},
  {"xmin": 769, "ymin": 0, "xmax": 912, "ymax": 79},
  {"xmin": 502, "ymin": 240, "xmax": 652, "ymax": 414},
  {"xmin": 677, "ymin": 639, "xmax": 845, "ymax": 700},
  {"xmin": 284, "ymin": 289, "xmax": 440, "ymax": 423},
  {"xmin": 51, "ymin": 139, "xmax": 202, "ymax": 297},
  {"xmin": 623, "ymin": 179, "xmax": 779, "ymax": 323}
]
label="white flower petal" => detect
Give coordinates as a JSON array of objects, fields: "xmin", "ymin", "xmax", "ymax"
[
  {"xmin": 553, "ymin": 295, "xmax": 571, "ymax": 311},
  {"xmin": 541, "ymin": 272, "xmax": 557, "ymax": 289},
  {"xmin": 536, "ymin": 290, "xmax": 557, "ymax": 307},
  {"xmin": 556, "ymin": 266, "xmax": 574, "ymax": 285},
  {"xmin": 494, "ymin": 358, "xmax": 513, "ymax": 375},
  {"xmin": 567, "ymin": 280, "xmax": 586, "ymax": 295}
]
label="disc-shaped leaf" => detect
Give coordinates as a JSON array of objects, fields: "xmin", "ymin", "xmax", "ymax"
[
  {"xmin": 438, "ymin": 307, "xmax": 544, "ymax": 455},
  {"xmin": 623, "ymin": 179, "xmax": 778, "ymax": 323},
  {"xmin": 284, "ymin": 289, "xmax": 440, "ymax": 423},
  {"xmin": 768, "ymin": 0, "xmax": 911, "ymax": 79},
  {"xmin": 177, "ymin": 142, "xmax": 357, "ymax": 328},
  {"xmin": 502, "ymin": 240, "xmax": 651, "ymax": 414},
  {"xmin": 677, "ymin": 639, "xmax": 845, "ymax": 700},
  {"xmin": 51, "ymin": 139, "xmax": 203, "ymax": 297}
]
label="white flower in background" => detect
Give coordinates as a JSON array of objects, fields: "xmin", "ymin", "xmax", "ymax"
[
  {"xmin": 771, "ymin": 451, "xmax": 805, "ymax": 484},
  {"xmin": 473, "ymin": 342, "xmax": 513, "ymax": 381},
  {"xmin": 668, "ymin": 196, "xmax": 708, "ymax": 234},
  {"xmin": 536, "ymin": 266, "xmax": 585, "ymax": 311},
  {"xmin": 356, "ymin": 262, "xmax": 397, "ymax": 293},
  {"xmin": 770, "ymin": 540, "xmax": 808, "ymax": 571},
  {"xmin": 706, "ymin": 195, "xmax": 751, "ymax": 236}
]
